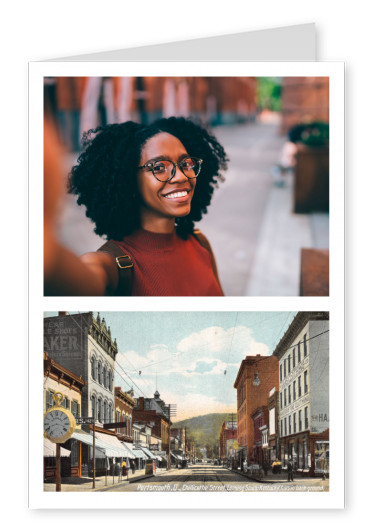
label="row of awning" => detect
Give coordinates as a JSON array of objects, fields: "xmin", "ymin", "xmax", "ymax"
[{"xmin": 44, "ymin": 431, "xmax": 161, "ymax": 461}]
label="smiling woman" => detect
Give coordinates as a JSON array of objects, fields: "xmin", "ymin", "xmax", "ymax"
[{"xmin": 44, "ymin": 117, "xmax": 228, "ymax": 296}]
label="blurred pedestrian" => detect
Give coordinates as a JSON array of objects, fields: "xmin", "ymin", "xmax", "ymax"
[
  {"xmin": 287, "ymin": 458, "xmax": 294, "ymax": 482},
  {"xmin": 46, "ymin": 117, "xmax": 227, "ymax": 296}
]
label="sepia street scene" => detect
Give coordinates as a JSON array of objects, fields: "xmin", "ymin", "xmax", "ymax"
[{"xmin": 43, "ymin": 311, "xmax": 329, "ymax": 493}]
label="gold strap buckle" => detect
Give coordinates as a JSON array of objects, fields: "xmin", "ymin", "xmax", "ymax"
[{"xmin": 115, "ymin": 255, "xmax": 133, "ymax": 269}]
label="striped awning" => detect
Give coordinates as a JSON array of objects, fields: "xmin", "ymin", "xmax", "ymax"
[
  {"xmin": 141, "ymin": 446, "xmax": 156, "ymax": 459},
  {"xmin": 44, "ymin": 437, "xmax": 71, "ymax": 457},
  {"xmin": 132, "ymin": 447, "xmax": 146, "ymax": 458},
  {"xmin": 70, "ymin": 430, "xmax": 126, "ymax": 458},
  {"xmin": 121, "ymin": 442, "xmax": 136, "ymax": 458}
]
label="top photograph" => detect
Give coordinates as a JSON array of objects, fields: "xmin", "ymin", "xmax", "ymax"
[{"xmin": 44, "ymin": 76, "xmax": 330, "ymax": 297}]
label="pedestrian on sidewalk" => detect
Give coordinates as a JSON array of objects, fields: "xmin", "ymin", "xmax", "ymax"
[
  {"xmin": 287, "ymin": 458, "xmax": 294, "ymax": 482},
  {"xmin": 45, "ymin": 116, "xmax": 228, "ymax": 297}
]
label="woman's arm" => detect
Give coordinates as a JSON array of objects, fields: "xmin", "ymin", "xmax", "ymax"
[
  {"xmin": 44, "ymin": 118, "xmax": 118, "ymax": 296},
  {"xmin": 44, "ymin": 227, "xmax": 118, "ymax": 295}
]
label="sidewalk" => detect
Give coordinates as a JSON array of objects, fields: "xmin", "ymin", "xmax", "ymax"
[
  {"xmin": 43, "ymin": 467, "xmax": 169, "ymax": 492},
  {"xmin": 228, "ymin": 466, "xmax": 329, "ymax": 486},
  {"xmin": 245, "ymin": 173, "xmax": 329, "ymax": 296}
]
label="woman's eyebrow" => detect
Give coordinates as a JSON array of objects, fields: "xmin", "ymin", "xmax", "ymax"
[{"xmin": 145, "ymin": 153, "xmax": 190, "ymax": 164}]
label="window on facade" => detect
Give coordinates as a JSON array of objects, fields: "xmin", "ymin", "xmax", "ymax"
[
  {"xmin": 103, "ymin": 400, "xmax": 107, "ymax": 423},
  {"xmin": 288, "ymin": 385, "xmax": 291, "ymax": 404},
  {"xmin": 284, "ymin": 417, "xmax": 287, "ymax": 436},
  {"xmin": 280, "ymin": 365, "xmax": 282, "ymax": 382},
  {"xmin": 298, "ymin": 342, "xmax": 301, "ymax": 362},
  {"xmin": 109, "ymin": 371, "xmax": 113, "ymax": 391},
  {"xmin": 293, "ymin": 348, "xmax": 296, "ymax": 368},
  {"xmin": 71, "ymin": 401, "xmax": 80, "ymax": 418},
  {"xmin": 284, "ymin": 389, "xmax": 287, "ymax": 407},
  {"xmin": 280, "ymin": 420, "xmax": 283, "ymax": 436},
  {"xmin": 298, "ymin": 376, "xmax": 302, "ymax": 397},
  {"xmin": 98, "ymin": 361, "xmax": 102, "ymax": 384},
  {"xmin": 91, "ymin": 358, "xmax": 96, "ymax": 380},
  {"xmin": 91, "ymin": 395, "xmax": 96, "ymax": 419},
  {"xmin": 299, "ymin": 410, "xmax": 302, "ymax": 432},
  {"xmin": 98, "ymin": 398, "xmax": 102, "ymax": 423},
  {"xmin": 304, "ymin": 371, "xmax": 308, "ymax": 393},
  {"xmin": 102, "ymin": 366, "xmax": 106, "ymax": 386},
  {"xmin": 293, "ymin": 381, "xmax": 296, "ymax": 401},
  {"xmin": 123, "ymin": 413, "xmax": 126, "ymax": 435},
  {"xmin": 304, "ymin": 407, "xmax": 309, "ymax": 429},
  {"xmin": 288, "ymin": 355, "xmax": 291, "ymax": 373},
  {"xmin": 280, "ymin": 392, "xmax": 282, "ymax": 408},
  {"xmin": 293, "ymin": 412, "xmax": 296, "ymax": 433},
  {"xmin": 46, "ymin": 390, "xmax": 54, "ymax": 411},
  {"xmin": 283, "ymin": 359, "xmax": 286, "ymax": 378},
  {"xmin": 116, "ymin": 411, "xmax": 121, "ymax": 434},
  {"xmin": 288, "ymin": 416, "xmax": 291, "ymax": 435},
  {"xmin": 304, "ymin": 334, "xmax": 307, "ymax": 357}
]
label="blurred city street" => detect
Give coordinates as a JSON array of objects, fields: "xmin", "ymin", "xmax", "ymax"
[{"xmin": 58, "ymin": 120, "xmax": 328, "ymax": 296}]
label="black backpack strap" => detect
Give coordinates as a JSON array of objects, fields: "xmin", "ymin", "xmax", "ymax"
[
  {"xmin": 97, "ymin": 241, "xmax": 134, "ymax": 296},
  {"xmin": 193, "ymin": 229, "xmax": 224, "ymax": 295}
]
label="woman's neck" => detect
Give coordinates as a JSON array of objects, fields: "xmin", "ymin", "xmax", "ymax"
[{"xmin": 140, "ymin": 214, "xmax": 175, "ymax": 234}]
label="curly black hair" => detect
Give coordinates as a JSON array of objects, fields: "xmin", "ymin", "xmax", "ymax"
[{"xmin": 68, "ymin": 116, "xmax": 228, "ymax": 240}]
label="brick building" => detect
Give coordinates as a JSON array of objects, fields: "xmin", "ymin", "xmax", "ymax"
[
  {"xmin": 273, "ymin": 311, "xmax": 329, "ymax": 476},
  {"xmin": 219, "ymin": 419, "xmax": 238, "ymax": 462},
  {"xmin": 234, "ymin": 354, "xmax": 279, "ymax": 463},
  {"xmin": 114, "ymin": 386, "xmax": 135, "ymax": 443}
]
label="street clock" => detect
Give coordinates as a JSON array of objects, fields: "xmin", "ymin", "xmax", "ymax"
[{"xmin": 44, "ymin": 392, "xmax": 76, "ymax": 444}]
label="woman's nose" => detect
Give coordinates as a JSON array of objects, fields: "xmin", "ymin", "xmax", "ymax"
[{"xmin": 169, "ymin": 164, "xmax": 188, "ymax": 182}]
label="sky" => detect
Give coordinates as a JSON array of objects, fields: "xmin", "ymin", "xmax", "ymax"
[
  {"xmin": 86, "ymin": 311, "xmax": 296, "ymax": 421},
  {"xmin": 44, "ymin": 311, "xmax": 296, "ymax": 421}
]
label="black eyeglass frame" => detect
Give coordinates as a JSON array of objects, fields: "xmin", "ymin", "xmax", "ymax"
[{"xmin": 138, "ymin": 157, "xmax": 203, "ymax": 182}]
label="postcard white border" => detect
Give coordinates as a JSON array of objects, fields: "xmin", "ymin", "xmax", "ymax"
[{"xmin": 29, "ymin": 61, "xmax": 344, "ymax": 509}]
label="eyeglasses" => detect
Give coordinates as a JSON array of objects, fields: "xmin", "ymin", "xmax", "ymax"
[{"xmin": 138, "ymin": 156, "xmax": 203, "ymax": 182}]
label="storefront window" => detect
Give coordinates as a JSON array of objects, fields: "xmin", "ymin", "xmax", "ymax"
[
  {"xmin": 292, "ymin": 443, "xmax": 297, "ymax": 466},
  {"xmin": 314, "ymin": 442, "xmax": 329, "ymax": 474},
  {"xmin": 71, "ymin": 439, "xmax": 79, "ymax": 467},
  {"xmin": 304, "ymin": 440, "xmax": 308, "ymax": 468},
  {"xmin": 299, "ymin": 440, "xmax": 303, "ymax": 468}
]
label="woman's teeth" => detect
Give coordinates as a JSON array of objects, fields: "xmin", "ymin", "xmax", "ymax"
[{"xmin": 165, "ymin": 191, "xmax": 188, "ymax": 199}]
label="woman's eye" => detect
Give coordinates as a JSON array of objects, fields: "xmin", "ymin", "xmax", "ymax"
[
  {"xmin": 153, "ymin": 162, "xmax": 168, "ymax": 173},
  {"xmin": 182, "ymin": 158, "xmax": 195, "ymax": 169}
]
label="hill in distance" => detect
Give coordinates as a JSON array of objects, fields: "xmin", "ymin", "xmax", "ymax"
[{"xmin": 172, "ymin": 412, "xmax": 237, "ymax": 449}]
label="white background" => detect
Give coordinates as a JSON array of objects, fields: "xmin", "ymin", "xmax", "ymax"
[{"xmin": 2, "ymin": 0, "xmax": 371, "ymax": 527}]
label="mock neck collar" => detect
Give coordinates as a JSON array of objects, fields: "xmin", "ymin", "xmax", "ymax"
[{"xmin": 121, "ymin": 227, "xmax": 179, "ymax": 252}]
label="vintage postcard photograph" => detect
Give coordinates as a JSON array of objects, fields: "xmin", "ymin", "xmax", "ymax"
[
  {"xmin": 31, "ymin": 309, "xmax": 343, "ymax": 509},
  {"xmin": 30, "ymin": 62, "xmax": 343, "ymax": 299}
]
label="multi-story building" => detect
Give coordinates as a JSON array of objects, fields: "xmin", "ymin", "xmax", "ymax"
[
  {"xmin": 43, "ymin": 352, "xmax": 86, "ymax": 480},
  {"xmin": 133, "ymin": 391, "xmax": 172, "ymax": 465},
  {"xmin": 266, "ymin": 387, "xmax": 279, "ymax": 464},
  {"xmin": 219, "ymin": 419, "xmax": 238, "ymax": 462},
  {"xmin": 273, "ymin": 311, "xmax": 329, "ymax": 476},
  {"xmin": 250, "ymin": 406, "xmax": 269, "ymax": 467},
  {"xmin": 114, "ymin": 386, "xmax": 135, "ymax": 443},
  {"xmin": 234, "ymin": 354, "xmax": 279, "ymax": 464},
  {"xmin": 44, "ymin": 312, "xmax": 118, "ymax": 426}
]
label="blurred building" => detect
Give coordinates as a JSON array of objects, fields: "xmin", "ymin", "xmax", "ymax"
[
  {"xmin": 45, "ymin": 76, "xmax": 258, "ymax": 151},
  {"xmin": 280, "ymin": 77, "xmax": 329, "ymax": 135}
]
